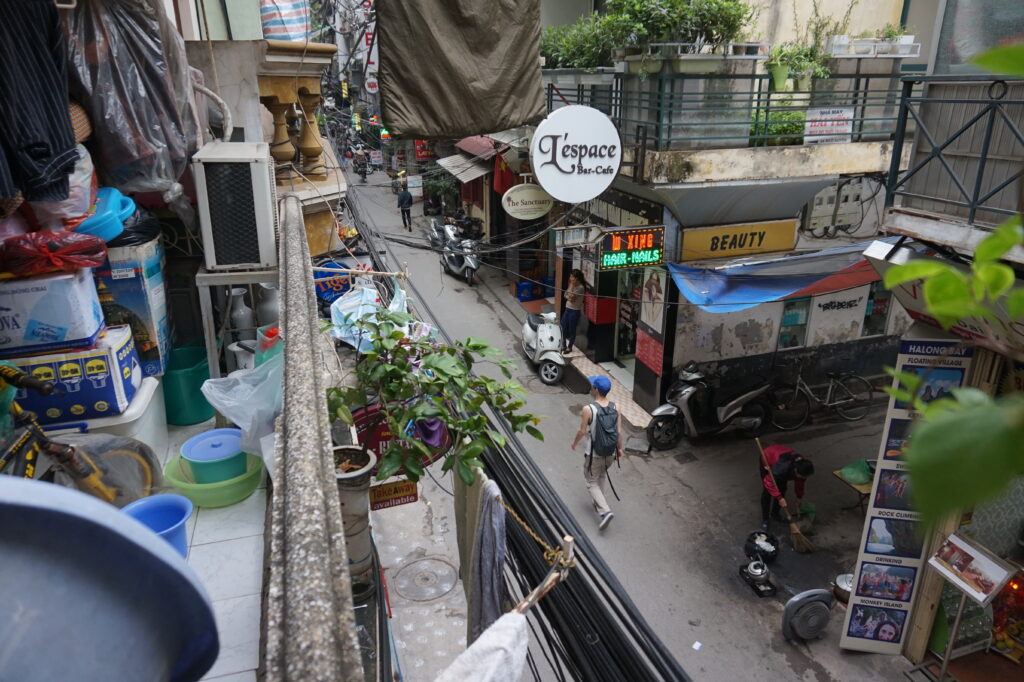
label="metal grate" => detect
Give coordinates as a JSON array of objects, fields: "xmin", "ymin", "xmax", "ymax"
[{"xmin": 205, "ymin": 162, "xmax": 262, "ymax": 265}]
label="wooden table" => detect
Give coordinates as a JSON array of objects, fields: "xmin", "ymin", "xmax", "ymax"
[{"xmin": 833, "ymin": 468, "xmax": 873, "ymax": 513}]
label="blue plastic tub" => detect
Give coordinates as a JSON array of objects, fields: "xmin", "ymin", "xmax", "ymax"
[
  {"xmin": 516, "ymin": 281, "xmax": 536, "ymax": 302},
  {"xmin": 182, "ymin": 428, "xmax": 248, "ymax": 484},
  {"xmin": 76, "ymin": 187, "xmax": 135, "ymax": 242},
  {"xmin": 121, "ymin": 494, "xmax": 193, "ymax": 558}
]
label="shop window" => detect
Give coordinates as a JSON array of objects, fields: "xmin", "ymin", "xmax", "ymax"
[
  {"xmin": 862, "ymin": 281, "xmax": 892, "ymax": 337},
  {"xmin": 778, "ymin": 298, "xmax": 810, "ymax": 349},
  {"xmin": 460, "ymin": 177, "xmax": 483, "ymax": 208}
]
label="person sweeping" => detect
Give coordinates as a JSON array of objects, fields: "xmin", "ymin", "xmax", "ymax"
[{"xmin": 756, "ymin": 438, "xmax": 814, "ymax": 553}]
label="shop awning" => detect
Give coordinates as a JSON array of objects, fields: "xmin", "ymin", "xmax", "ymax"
[
  {"xmin": 455, "ymin": 135, "xmax": 506, "ymax": 160},
  {"xmin": 436, "ymin": 153, "xmax": 491, "ymax": 183},
  {"xmin": 667, "ymin": 237, "xmax": 899, "ymax": 313}
]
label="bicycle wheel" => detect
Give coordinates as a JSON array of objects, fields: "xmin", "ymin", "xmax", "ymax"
[
  {"xmin": 833, "ymin": 375, "xmax": 873, "ymax": 421},
  {"xmin": 770, "ymin": 384, "xmax": 811, "ymax": 431}
]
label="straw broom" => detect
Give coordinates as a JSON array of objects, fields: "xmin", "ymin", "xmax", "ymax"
[{"xmin": 756, "ymin": 437, "xmax": 814, "ymax": 554}]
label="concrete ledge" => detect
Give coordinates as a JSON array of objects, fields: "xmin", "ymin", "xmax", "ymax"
[{"xmin": 626, "ymin": 141, "xmax": 912, "ymax": 186}]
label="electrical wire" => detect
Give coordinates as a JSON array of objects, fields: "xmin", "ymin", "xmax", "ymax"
[{"xmin": 348, "ymin": 188, "xmax": 692, "ymax": 682}]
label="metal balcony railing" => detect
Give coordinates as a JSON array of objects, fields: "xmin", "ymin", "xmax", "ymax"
[
  {"xmin": 884, "ymin": 75, "xmax": 1024, "ymax": 227},
  {"xmin": 544, "ymin": 70, "xmax": 914, "ymax": 151}
]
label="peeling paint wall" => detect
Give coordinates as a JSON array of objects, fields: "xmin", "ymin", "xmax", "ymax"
[{"xmin": 675, "ymin": 301, "xmax": 784, "ymax": 365}]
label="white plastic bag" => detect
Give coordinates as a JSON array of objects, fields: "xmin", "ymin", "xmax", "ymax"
[
  {"xmin": 329, "ymin": 285, "xmax": 410, "ymax": 352},
  {"xmin": 23, "ymin": 145, "xmax": 96, "ymax": 230},
  {"xmin": 200, "ymin": 353, "xmax": 283, "ymax": 461}
]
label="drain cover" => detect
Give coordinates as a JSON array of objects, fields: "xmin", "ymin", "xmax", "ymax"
[{"xmin": 393, "ymin": 557, "xmax": 458, "ymax": 602}]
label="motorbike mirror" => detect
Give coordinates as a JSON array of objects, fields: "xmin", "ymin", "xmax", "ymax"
[{"xmin": 684, "ymin": 361, "xmax": 698, "ymax": 373}]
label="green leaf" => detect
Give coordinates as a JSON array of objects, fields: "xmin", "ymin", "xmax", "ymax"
[
  {"xmin": 974, "ymin": 216, "xmax": 1024, "ymax": 263},
  {"xmin": 884, "ymin": 386, "xmax": 911, "ymax": 403},
  {"xmin": 1008, "ymin": 288, "xmax": 1024, "ymax": 321},
  {"xmin": 403, "ymin": 455, "xmax": 425, "ymax": 480},
  {"xmin": 376, "ymin": 450, "xmax": 405, "ymax": 481},
  {"xmin": 525, "ymin": 425, "xmax": 545, "ymax": 441},
  {"xmin": 334, "ymin": 403, "xmax": 354, "ymax": 425},
  {"xmin": 949, "ymin": 387, "xmax": 993, "ymax": 409},
  {"xmin": 883, "ymin": 261, "xmax": 951, "ymax": 288},
  {"xmin": 972, "ymin": 44, "xmax": 1024, "ymax": 78},
  {"xmin": 923, "ymin": 271, "xmax": 971, "ymax": 327},
  {"xmin": 486, "ymin": 430, "xmax": 507, "ymax": 448},
  {"xmin": 456, "ymin": 459, "xmax": 476, "ymax": 487},
  {"xmin": 907, "ymin": 396, "xmax": 1024, "ymax": 523}
]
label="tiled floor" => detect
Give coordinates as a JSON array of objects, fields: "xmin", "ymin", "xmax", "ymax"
[{"xmin": 164, "ymin": 421, "xmax": 267, "ymax": 682}]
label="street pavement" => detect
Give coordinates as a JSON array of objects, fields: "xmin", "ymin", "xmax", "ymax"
[{"xmin": 345, "ymin": 172, "xmax": 913, "ymax": 681}]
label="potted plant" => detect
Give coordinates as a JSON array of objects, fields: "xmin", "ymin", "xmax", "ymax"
[
  {"xmin": 750, "ymin": 96, "xmax": 806, "ymax": 146},
  {"xmin": 765, "ymin": 42, "xmax": 798, "ymax": 91},
  {"xmin": 691, "ymin": 0, "xmax": 753, "ymax": 54},
  {"xmin": 851, "ymin": 29, "xmax": 878, "ymax": 55},
  {"xmin": 328, "ymin": 307, "xmax": 543, "ymax": 488},
  {"xmin": 333, "ymin": 444, "xmax": 378, "ymax": 595},
  {"xmin": 875, "ymin": 22, "xmax": 903, "ymax": 54}
]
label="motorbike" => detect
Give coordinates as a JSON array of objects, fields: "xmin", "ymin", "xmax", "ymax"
[
  {"xmin": 355, "ymin": 160, "xmax": 368, "ymax": 183},
  {"xmin": 521, "ymin": 310, "xmax": 565, "ymax": 385},
  {"xmin": 647, "ymin": 361, "xmax": 772, "ymax": 450},
  {"xmin": 431, "ymin": 218, "xmax": 479, "ymax": 284}
]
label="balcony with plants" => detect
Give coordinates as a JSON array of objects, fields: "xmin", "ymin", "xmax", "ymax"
[{"xmin": 540, "ymin": 1, "xmax": 919, "ymax": 185}]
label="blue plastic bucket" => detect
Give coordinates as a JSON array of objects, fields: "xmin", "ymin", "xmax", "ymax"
[
  {"xmin": 181, "ymin": 428, "xmax": 248, "ymax": 484},
  {"xmin": 76, "ymin": 187, "xmax": 135, "ymax": 242},
  {"xmin": 121, "ymin": 494, "xmax": 193, "ymax": 558}
]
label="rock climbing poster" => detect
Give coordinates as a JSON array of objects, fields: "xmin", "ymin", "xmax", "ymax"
[{"xmin": 840, "ymin": 324, "xmax": 973, "ymax": 654}]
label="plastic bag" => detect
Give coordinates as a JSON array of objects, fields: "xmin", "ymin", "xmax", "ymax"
[
  {"xmin": 49, "ymin": 432, "xmax": 163, "ymax": 508},
  {"xmin": 64, "ymin": 0, "xmax": 197, "ymax": 193},
  {"xmin": 21, "ymin": 145, "xmax": 97, "ymax": 231},
  {"xmin": 329, "ymin": 286, "xmax": 383, "ymax": 352},
  {"xmin": 3, "ymin": 230, "xmax": 108, "ymax": 276},
  {"xmin": 200, "ymin": 353, "xmax": 283, "ymax": 461},
  {"xmin": 259, "ymin": 0, "xmax": 310, "ymax": 41},
  {"xmin": 107, "ymin": 206, "xmax": 162, "ymax": 248}
]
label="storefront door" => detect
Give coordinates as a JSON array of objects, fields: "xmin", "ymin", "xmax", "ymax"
[{"xmin": 615, "ymin": 269, "xmax": 642, "ymax": 366}]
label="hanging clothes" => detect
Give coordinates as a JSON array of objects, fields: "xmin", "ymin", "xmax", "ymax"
[
  {"xmin": 0, "ymin": 0, "xmax": 78, "ymax": 201},
  {"xmin": 434, "ymin": 612, "xmax": 527, "ymax": 682},
  {"xmin": 469, "ymin": 479, "xmax": 506, "ymax": 643}
]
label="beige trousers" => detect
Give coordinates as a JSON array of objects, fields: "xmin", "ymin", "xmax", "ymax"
[{"xmin": 584, "ymin": 455, "xmax": 613, "ymax": 517}]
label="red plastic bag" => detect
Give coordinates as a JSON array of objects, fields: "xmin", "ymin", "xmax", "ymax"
[{"xmin": 3, "ymin": 230, "xmax": 108, "ymax": 276}]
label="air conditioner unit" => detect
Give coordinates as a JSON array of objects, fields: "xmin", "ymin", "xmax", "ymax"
[{"xmin": 192, "ymin": 141, "xmax": 278, "ymax": 271}]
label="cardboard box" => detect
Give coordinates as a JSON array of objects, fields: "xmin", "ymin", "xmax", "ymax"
[
  {"xmin": 0, "ymin": 269, "xmax": 104, "ymax": 357},
  {"xmin": 11, "ymin": 325, "xmax": 141, "ymax": 425},
  {"xmin": 94, "ymin": 237, "xmax": 171, "ymax": 377}
]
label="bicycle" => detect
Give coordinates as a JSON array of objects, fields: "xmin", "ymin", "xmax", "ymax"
[
  {"xmin": 770, "ymin": 364, "xmax": 874, "ymax": 430},
  {"xmin": 0, "ymin": 362, "xmax": 157, "ymax": 507}
]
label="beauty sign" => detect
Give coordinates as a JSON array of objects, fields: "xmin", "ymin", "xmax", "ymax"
[
  {"xmin": 530, "ymin": 105, "xmax": 623, "ymax": 203},
  {"xmin": 598, "ymin": 226, "xmax": 665, "ymax": 270}
]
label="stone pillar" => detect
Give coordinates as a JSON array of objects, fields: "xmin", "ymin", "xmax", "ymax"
[
  {"xmin": 298, "ymin": 91, "xmax": 327, "ymax": 180},
  {"xmin": 262, "ymin": 98, "xmax": 298, "ymax": 183}
]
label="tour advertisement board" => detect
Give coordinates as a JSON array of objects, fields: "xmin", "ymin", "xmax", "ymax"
[{"xmin": 840, "ymin": 324, "xmax": 973, "ymax": 654}]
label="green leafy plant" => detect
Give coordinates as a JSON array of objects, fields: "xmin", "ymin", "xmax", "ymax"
[
  {"xmin": 750, "ymin": 96, "xmax": 805, "ymax": 145},
  {"xmin": 327, "ymin": 308, "xmax": 543, "ymax": 485},
  {"xmin": 422, "ymin": 164, "xmax": 458, "ymax": 208},
  {"xmin": 792, "ymin": 0, "xmax": 856, "ymax": 53},
  {"xmin": 606, "ymin": 0, "xmax": 676, "ymax": 45},
  {"xmin": 882, "ymin": 216, "xmax": 1024, "ymax": 523},
  {"xmin": 689, "ymin": 0, "xmax": 753, "ymax": 49},
  {"xmin": 765, "ymin": 41, "xmax": 800, "ymax": 68},
  {"xmin": 876, "ymin": 22, "xmax": 905, "ymax": 42}
]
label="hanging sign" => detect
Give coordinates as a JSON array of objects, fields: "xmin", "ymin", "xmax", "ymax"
[
  {"xmin": 529, "ymin": 105, "xmax": 622, "ymax": 203},
  {"xmin": 553, "ymin": 224, "xmax": 602, "ymax": 248},
  {"xmin": 598, "ymin": 226, "xmax": 665, "ymax": 270},
  {"xmin": 365, "ymin": 77, "xmax": 379, "ymax": 94},
  {"xmin": 681, "ymin": 219, "xmax": 798, "ymax": 260},
  {"xmin": 804, "ymin": 107, "xmax": 853, "ymax": 144},
  {"xmin": 840, "ymin": 324, "xmax": 974, "ymax": 655},
  {"xmin": 369, "ymin": 150, "xmax": 383, "ymax": 165},
  {"xmin": 501, "ymin": 183, "xmax": 553, "ymax": 220}
]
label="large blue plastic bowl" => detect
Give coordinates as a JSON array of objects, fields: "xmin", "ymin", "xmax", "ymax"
[{"xmin": 121, "ymin": 494, "xmax": 193, "ymax": 558}]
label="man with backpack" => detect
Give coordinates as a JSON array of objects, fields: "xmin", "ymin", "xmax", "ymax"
[{"xmin": 571, "ymin": 375, "xmax": 624, "ymax": 531}]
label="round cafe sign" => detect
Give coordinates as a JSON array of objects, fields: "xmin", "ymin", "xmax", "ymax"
[
  {"xmin": 529, "ymin": 105, "xmax": 622, "ymax": 203},
  {"xmin": 501, "ymin": 183, "xmax": 553, "ymax": 220}
]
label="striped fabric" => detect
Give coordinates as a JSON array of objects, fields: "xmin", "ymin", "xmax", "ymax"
[
  {"xmin": 0, "ymin": 0, "xmax": 77, "ymax": 201},
  {"xmin": 260, "ymin": 0, "xmax": 311, "ymax": 41},
  {"xmin": 68, "ymin": 101, "xmax": 93, "ymax": 143}
]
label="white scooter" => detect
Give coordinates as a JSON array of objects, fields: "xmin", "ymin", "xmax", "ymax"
[{"xmin": 521, "ymin": 310, "xmax": 565, "ymax": 385}]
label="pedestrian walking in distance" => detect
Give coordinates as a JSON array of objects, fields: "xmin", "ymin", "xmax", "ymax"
[
  {"xmin": 561, "ymin": 269, "xmax": 586, "ymax": 354},
  {"xmin": 759, "ymin": 443, "xmax": 814, "ymax": 531},
  {"xmin": 397, "ymin": 184, "xmax": 413, "ymax": 231},
  {"xmin": 571, "ymin": 375, "xmax": 624, "ymax": 530}
]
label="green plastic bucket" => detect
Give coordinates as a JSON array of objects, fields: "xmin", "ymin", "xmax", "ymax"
[
  {"xmin": 181, "ymin": 428, "xmax": 247, "ymax": 484},
  {"xmin": 163, "ymin": 347, "xmax": 215, "ymax": 426}
]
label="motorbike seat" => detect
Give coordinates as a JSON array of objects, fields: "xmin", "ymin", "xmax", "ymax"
[
  {"xmin": 527, "ymin": 313, "xmax": 545, "ymax": 331},
  {"xmin": 826, "ymin": 371, "xmax": 841, "ymax": 379}
]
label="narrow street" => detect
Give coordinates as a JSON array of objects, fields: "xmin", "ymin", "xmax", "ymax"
[{"xmin": 347, "ymin": 173, "xmax": 912, "ymax": 681}]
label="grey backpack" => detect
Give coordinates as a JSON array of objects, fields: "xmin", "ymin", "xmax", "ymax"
[{"xmin": 589, "ymin": 402, "xmax": 618, "ymax": 457}]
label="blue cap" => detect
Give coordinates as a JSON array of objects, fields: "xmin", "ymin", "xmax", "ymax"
[{"xmin": 589, "ymin": 375, "xmax": 612, "ymax": 395}]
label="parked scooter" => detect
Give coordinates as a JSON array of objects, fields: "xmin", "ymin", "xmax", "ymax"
[
  {"xmin": 440, "ymin": 237, "xmax": 480, "ymax": 285},
  {"xmin": 647, "ymin": 361, "xmax": 772, "ymax": 450},
  {"xmin": 521, "ymin": 310, "xmax": 565, "ymax": 385}
]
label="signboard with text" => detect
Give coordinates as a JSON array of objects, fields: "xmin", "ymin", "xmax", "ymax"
[
  {"xmin": 501, "ymin": 183, "xmax": 554, "ymax": 220},
  {"xmin": 530, "ymin": 105, "xmax": 623, "ymax": 203},
  {"xmin": 598, "ymin": 226, "xmax": 665, "ymax": 270},
  {"xmin": 839, "ymin": 325, "xmax": 973, "ymax": 655},
  {"xmin": 681, "ymin": 219, "xmax": 797, "ymax": 260},
  {"xmin": 370, "ymin": 479, "xmax": 418, "ymax": 511},
  {"xmin": 804, "ymin": 107, "xmax": 854, "ymax": 145}
]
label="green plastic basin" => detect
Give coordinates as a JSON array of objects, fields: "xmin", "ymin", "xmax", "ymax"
[{"xmin": 164, "ymin": 453, "xmax": 263, "ymax": 508}]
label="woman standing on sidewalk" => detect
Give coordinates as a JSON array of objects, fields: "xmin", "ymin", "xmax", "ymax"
[{"xmin": 561, "ymin": 269, "xmax": 586, "ymax": 355}]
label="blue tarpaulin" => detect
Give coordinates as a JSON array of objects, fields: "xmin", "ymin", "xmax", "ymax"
[{"xmin": 667, "ymin": 237, "xmax": 900, "ymax": 313}]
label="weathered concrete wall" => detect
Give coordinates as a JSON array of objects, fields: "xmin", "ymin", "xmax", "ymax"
[
  {"xmin": 807, "ymin": 285, "xmax": 869, "ymax": 346},
  {"xmin": 757, "ymin": 0, "xmax": 903, "ymax": 46},
  {"xmin": 631, "ymin": 141, "xmax": 911, "ymax": 185},
  {"xmin": 675, "ymin": 302, "xmax": 784, "ymax": 365},
  {"xmin": 540, "ymin": 0, "xmax": 592, "ymax": 28}
]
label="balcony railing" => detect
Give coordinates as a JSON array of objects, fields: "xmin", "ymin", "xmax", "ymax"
[
  {"xmin": 885, "ymin": 75, "xmax": 1024, "ymax": 227},
  {"xmin": 544, "ymin": 70, "xmax": 913, "ymax": 151}
]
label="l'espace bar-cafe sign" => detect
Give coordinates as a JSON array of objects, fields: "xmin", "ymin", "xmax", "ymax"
[{"xmin": 530, "ymin": 105, "xmax": 623, "ymax": 204}]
